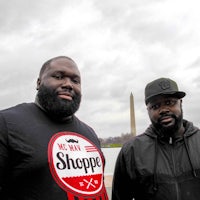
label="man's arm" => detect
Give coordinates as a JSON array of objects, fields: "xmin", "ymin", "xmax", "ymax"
[
  {"xmin": 0, "ymin": 113, "xmax": 10, "ymax": 196},
  {"xmin": 111, "ymin": 147, "xmax": 135, "ymax": 200}
]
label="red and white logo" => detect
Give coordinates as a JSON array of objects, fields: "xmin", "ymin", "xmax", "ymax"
[{"xmin": 48, "ymin": 132, "xmax": 104, "ymax": 197}]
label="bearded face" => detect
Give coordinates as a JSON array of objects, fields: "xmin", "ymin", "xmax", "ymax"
[
  {"xmin": 151, "ymin": 109, "xmax": 183, "ymax": 137},
  {"xmin": 37, "ymin": 84, "xmax": 81, "ymax": 119}
]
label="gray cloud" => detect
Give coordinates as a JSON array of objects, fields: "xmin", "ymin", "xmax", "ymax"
[{"xmin": 0, "ymin": 0, "xmax": 200, "ymax": 138}]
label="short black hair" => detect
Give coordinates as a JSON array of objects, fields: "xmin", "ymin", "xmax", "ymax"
[{"xmin": 39, "ymin": 56, "xmax": 76, "ymax": 78}]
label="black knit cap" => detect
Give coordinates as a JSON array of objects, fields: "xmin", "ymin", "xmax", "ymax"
[{"xmin": 145, "ymin": 78, "xmax": 186, "ymax": 105}]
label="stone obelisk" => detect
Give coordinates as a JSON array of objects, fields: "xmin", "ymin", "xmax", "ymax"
[{"xmin": 130, "ymin": 93, "xmax": 136, "ymax": 136}]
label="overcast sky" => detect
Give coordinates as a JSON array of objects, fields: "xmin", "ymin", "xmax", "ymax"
[{"xmin": 1, "ymin": 0, "xmax": 200, "ymax": 138}]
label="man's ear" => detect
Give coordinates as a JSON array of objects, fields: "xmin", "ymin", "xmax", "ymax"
[{"xmin": 36, "ymin": 78, "xmax": 41, "ymax": 90}]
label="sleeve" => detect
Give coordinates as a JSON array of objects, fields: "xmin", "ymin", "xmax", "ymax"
[
  {"xmin": 0, "ymin": 113, "xmax": 10, "ymax": 194},
  {"xmin": 111, "ymin": 145, "xmax": 136, "ymax": 200}
]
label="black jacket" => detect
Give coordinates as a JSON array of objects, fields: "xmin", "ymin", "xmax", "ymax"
[{"xmin": 112, "ymin": 120, "xmax": 200, "ymax": 200}]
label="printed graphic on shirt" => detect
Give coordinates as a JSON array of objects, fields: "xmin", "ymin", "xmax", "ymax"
[{"xmin": 48, "ymin": 132, "xmax": 104, "ymax": 198}]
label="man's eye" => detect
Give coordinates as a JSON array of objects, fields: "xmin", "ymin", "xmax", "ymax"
[
  {"xmin": 165, "ymin": 100, "xmax": 171, "ymax": 106},
  {"xmin": 53, "ymin": 74, "xmax": 63, "ymax": 79},
  {"xmin": 166, "ymin": 99, "xmax": 177, "ymax": 106},
  {"xmin": 150, "ymin": 104, "xmax": 160, "ymax": 110},
  {"xmin": 72, "ymin": 78, "xmax": 80, "ymax": 84}
]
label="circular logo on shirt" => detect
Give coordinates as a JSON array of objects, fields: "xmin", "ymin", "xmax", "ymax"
[{"xmin": 48, "ymin": 132, "xmax": 104, "ymax": 197}]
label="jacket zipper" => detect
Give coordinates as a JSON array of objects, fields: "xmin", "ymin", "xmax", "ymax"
[{"xmin": 169, "ymin": 137, "xmax": 180, "ymax": 200}]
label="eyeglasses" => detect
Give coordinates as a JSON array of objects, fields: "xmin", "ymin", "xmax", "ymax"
[{"xmin": 148, "ymin": 99, "xmax": 178, "ymax": 111}]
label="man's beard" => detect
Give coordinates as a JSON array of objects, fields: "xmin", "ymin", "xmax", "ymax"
[
  {"xmin": 151, "ymin": 110, "xmax": 183, "ymax": 138},
  {"xmin": 37, "ymin": 85, "xmax": 81, "ymax": 119}
]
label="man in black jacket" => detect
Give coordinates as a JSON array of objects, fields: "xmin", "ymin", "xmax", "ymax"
[
  {"xmin": 112, "ymin": 77, "xmax": 200, "ymax": 200},
  {"xmin": 0, "ymin": 56, "xmax": 108, "ymax": 200}
]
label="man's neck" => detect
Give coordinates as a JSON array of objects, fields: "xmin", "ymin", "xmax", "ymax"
[{"xmin": 34, "ymin": 96, "xmax": 73, "ymax": 122}]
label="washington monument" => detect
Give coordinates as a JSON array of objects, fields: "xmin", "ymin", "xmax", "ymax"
[{"xmin": 130, "ymin": 93, "xmax": 136, "ymax": 136}]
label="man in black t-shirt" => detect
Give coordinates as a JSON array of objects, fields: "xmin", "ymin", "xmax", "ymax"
[{"xmin": 0, "ymin": 56, "xmax": 108, "ymax": 200}]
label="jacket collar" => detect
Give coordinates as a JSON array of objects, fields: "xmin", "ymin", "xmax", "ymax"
[{"xmin": 145, "ymin": 120, "xmax": 198, "ymax": 142}]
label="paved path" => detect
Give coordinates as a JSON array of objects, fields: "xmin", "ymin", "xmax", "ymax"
[{"xmin": 105, "ymin": 175, "xmax": 113, "ymax": 199}]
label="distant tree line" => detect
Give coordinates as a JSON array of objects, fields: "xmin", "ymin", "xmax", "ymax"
[{"xmin": 99, "ymin": 133, "xmax": 134, "ymax": 148}]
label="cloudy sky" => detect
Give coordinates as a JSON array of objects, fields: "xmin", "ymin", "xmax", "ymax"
[{"xmin": 1, "ymin": 0, "xmax": 200, "ymax": 138}]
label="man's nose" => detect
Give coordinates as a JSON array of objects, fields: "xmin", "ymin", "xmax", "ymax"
[
  {"xmin": 159, "ymin": 104, "xmax": 170, "ymax": 114},
  {"xmin": 62, "ymin": 78, "xmax": 73, "ymax": 88}
]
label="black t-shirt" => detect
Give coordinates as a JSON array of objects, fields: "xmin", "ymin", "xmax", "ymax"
[{"xmin": 0, "ymin": 103, "xmax": 108, "ymax": 200}]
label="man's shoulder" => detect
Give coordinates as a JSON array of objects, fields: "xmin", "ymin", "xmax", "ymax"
[
  {"xmin": 73, "ymin": 116, "xmax": 95, "ymax": 132},
  {"xmin": 122, "ymin": 133, "xmax": 149, "ymax": 148},
  {"xmin": 72, "ymin": 116, "xmax": 100, "ymax": 145},
  {"xmin": 1, "ymin": 102, "xmax": 34, "ymax": 111},
  {"xmin": 0, "ymin": 103, "xmax": 36, "ymax": 117}
]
